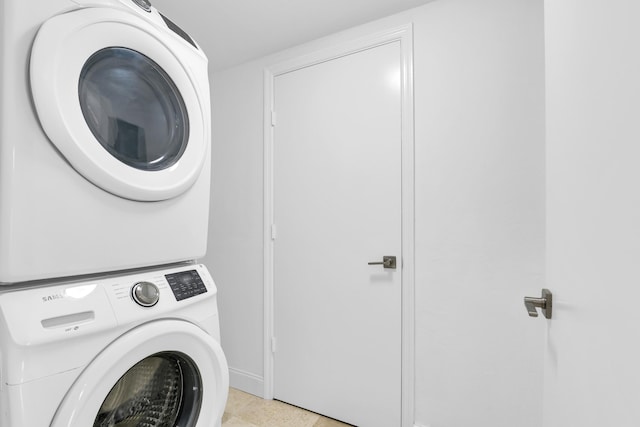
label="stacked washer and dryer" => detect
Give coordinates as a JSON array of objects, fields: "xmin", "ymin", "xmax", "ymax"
[{"xmin": 0, "ymin": 0, "xmax": 228, "ymax": 425}]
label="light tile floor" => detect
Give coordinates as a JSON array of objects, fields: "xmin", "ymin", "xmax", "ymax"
[{"xmin": 222, "ymin": 388, "xmax": 353, "ymax": 427}]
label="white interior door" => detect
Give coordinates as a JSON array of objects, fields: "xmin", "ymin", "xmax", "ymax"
[
  {"xmin": 272, "ymin": 41, "xmax": 402, "ymax": 427},
  {"xmin": 544, "ymin": 1, "xmax": 640, "ymax": 425}
]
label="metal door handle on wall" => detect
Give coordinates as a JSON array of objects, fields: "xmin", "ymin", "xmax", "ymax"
[
  {"xmin": 524, "ymin": 289, "xmax": 552, "ymax": 319},
  {"xmin": 368, "ymin": 256, "xmax": 396, "ymax": 269}
]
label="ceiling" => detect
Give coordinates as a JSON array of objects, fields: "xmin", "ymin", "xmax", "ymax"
[{"xmin": 152, "ymin": 0, "xmax": 434, "ymax": 72}]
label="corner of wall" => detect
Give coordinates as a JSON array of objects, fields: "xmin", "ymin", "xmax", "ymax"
[{"xmin": 228, "ymin": 367, "xmax": 265, "ymax": 398}]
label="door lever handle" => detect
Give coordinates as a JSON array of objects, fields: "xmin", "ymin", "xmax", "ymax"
[
  {"xmin": 524, "ymin": 289, "xmax": 552, "ymax": 319},
  {"xmin": 368, "ymin": 256, "xmax": 396, "ymax": 269}
]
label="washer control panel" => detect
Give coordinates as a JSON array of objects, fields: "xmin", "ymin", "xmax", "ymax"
[
  {"xmin": 165, "ymin": 270, "xmax": 207, "ymax": 301},
  {"xmin": 131, "ymin": 281, "xmax": 160, "ymax": 307}
]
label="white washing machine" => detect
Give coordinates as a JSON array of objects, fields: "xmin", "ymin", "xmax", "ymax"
[
  {"xmin": 0, "ymin": 263, "xmax": 228, "ymax": 426},
  {"xmin": 0, "ymin": 0, "xmax": 212, "ymax": 284}
]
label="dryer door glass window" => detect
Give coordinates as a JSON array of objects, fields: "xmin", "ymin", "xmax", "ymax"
[
  {"xmin": 78, "ymin": 47, "xmax": 190, "ymax": 171},
  {"xmin": 94, "ymin": 352, "xmax": 202, "ymax": 427}
]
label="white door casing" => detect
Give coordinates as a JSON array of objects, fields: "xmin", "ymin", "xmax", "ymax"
[{"xmin": 263, "ymin": 25, "xmax": 414, "ymax": 427}]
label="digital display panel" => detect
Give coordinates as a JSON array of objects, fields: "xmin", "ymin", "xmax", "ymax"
[{"xmin": 165, "ymin": 270, "xmax": 207, "ymax": 301}]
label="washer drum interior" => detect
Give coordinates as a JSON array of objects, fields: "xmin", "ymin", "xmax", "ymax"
[{"xmin": 94, "ymin": 352, "xmax": 202, "ymax": 427}]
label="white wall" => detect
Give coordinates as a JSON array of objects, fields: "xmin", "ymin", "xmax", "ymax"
[
  {"xmin": 202, "ymin": 0, "xmax": 546, "ymax": 425},
  {"xmin": 203, "ymin": 64, "xmax": 266, "ymax": 394},
  {"xmin": 544, "ymin": 1, "xmax": 640, "ymax": 426}
]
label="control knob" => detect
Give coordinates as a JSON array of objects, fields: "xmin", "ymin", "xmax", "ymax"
[
  {"xmin": 131, "ymin": 0, "xmax": 152, "ymax": 12},
  {"xmin": 132, "ymin": 281, "xmax": 159, "ymax": 307}
]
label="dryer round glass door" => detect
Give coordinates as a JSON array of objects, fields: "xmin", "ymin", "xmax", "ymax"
[
  {"xmin": 30, "ymin": 7, "xmax": 210, "ymax": 201},
  {"xmin": 50, "ymin": 320, "xmax": 229, "ymax": 427},
  {"xmin": 79, "ymin": 47, "xmax": 189, "ymax": 172}
]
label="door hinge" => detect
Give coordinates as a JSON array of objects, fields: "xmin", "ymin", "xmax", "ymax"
[
  {"xmin": 271, "ymin": 337, "xmax": 277, "ymax": 353},
  {"xmin": 271, "ymin": 110, "xmax": 277, "ymax": 127},
  {"xmin": 271, "ymin": 224, "xmax": 277, "ymax": 240}
]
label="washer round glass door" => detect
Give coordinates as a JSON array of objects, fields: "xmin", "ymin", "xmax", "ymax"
[
  {"xmin": 30, "ymin": 7, "xmax": 209, "ymax": 201},
  {"xmin": 94, "ymin": 352, "xmax": 200, "ymax": 426},
  {"xmin": 50, "ymin": 320, "xmax": 228, "ymax": 427}
]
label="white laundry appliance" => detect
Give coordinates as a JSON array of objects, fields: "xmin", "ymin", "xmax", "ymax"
[
  {"xmin": 0, "ymin": 263, "xmax": 229, "ymax": 426},
  {"xmin": 0, "ymin": 0, "xmax": 212, "ymax": 284}
]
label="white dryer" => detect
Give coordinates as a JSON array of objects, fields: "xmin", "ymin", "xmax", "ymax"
[
  {"xmin": 0, "ymin": 263, "xmax": 228, "ymax": 426},
  {"xmin": 0, "ymin": 0, "xmax": 212, "ymax": 283}
]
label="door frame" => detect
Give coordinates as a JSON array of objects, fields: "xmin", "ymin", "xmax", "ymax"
[{"xmin": 263, "ymin": 24, "xmax": 415, "ymax": 427}]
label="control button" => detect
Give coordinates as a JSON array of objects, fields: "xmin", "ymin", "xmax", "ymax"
[
  {"xmin": 131, "ymin": 0, "xmax": 152, "ymax": 12},
  {"xmin": 132, "ymin": 281, "xmax": 159, "ymax": 307}
]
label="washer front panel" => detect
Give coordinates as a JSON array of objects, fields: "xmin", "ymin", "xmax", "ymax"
[
  {"xmin": 0, "ymin": 264, "xmax": 219, "ymax": 384},
  {"xmin": 50, "ymin": 320, "xmax": 228, "ymax": 427},
  {"xmin": 30, "ymin": 7, "xmax": 209, "ymax": 201}
]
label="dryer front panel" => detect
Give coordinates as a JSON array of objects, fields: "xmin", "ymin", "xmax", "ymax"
[
  {"xmin": 0, "ymin": 1, "xmax": 211, "ymax": 284},
  {"xmin": 30, "ymin": 5, "xmax": 210, "ymax": 201}
]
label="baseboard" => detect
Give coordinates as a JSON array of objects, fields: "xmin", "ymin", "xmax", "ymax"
[{"xmin": 228, "ymin": 367, "xmax": 265, "ymax": 398}]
